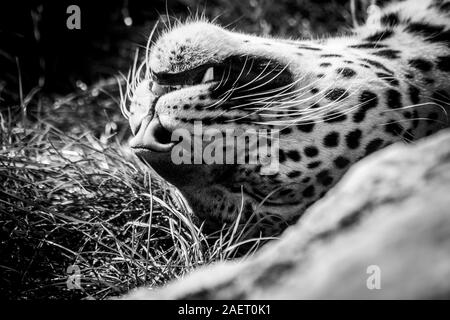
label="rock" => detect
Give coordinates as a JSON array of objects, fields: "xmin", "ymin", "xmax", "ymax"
[{"xmin": 123, "ymin": 130, "xmax": 450, "ymax": 299}]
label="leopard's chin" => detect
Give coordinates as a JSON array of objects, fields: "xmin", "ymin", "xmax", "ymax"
[
  {"xmin": 133, "ymin": 147, "xmax": 250, "ymax": 228},
  {"xmin": 133, "ymin": 146, "xmax": 237, "ymax": 190},
  {"xmin": 133, "ymin": 148, "xmax": 205, "ymax": 187}
]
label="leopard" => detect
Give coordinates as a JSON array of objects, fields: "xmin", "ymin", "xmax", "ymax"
[{"xmin": 123, "ymin": 0, "xmax": 450, "ymax": 237}]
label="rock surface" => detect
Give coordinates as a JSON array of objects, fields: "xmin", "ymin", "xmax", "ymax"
[{"xmin": 123, "ymin": 130, "xmax": 450, "ymax": 299}]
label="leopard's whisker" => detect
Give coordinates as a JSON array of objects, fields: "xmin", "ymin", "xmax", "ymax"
[
  {"xmin": 117, "ymin": 74, "xmax": 131, "ymax": 120},
  {"xmin": 385, "ymin": 101, "xmax": 449, "ymax": 124},
  {"xmin": 156, "ymin": 12, "xmax": 170, "ymax": 34},
  {"xmin": 263, "ymin": 80, "xmax": 332, "ymax": 108},
  {"xmin": 214, "ymin": 66, "xmax": 237, "ymax": 101},
  {"xmin": 256, "ymin": 93, "xmax": 370, "ymax": 125},
  {"xmin": 430, "ymin": 89, "xmax": 450, "ymax": 102},
  {"xmin": 237, "ymin": 61, "xmax": 292, "ymax": 94},
  {"xmin": 164, "ymin": 2, "xmax": 172, "ymax": 31},
  {"xmin": 125, "ymin": 69, "xmax": 134, "ymax": 102},
  {"xmin": 216, "ymin": 59, "xmax": 304, "ymax": 109},
  {"xmin": 379, "ymin": 117, "xmax": 448, "ymax": 127},
  {"xmin": 265, "ymin": 73, "xmax": 337, "ymax": 108},
  {"xmin": 145, "ymin": 20, "xmax": 160, "ymax": 79},
  {"xmin": 298, "ymin": 76, "xmax": 367, "ymax": 115},
  {"xmin": 257, "ymin": 79, "xmax": 369, "ymax": 124},
  {"xmin": 228, "ymin": 59, "xmax": 274, "ymax": 93},
  {"xmin": 231, "ymin": 55, "xmax": 251, "ymax": 89},
  {"xmin": 430, "ymin": 95, "xmax": 450, "ymax": 108},
  {"xmin": 276, "ymin": 72, "xmax": 330, "ymax": 100},
  {"xmin": 210, "ymin": 79, "xmax": 237, "ymax": 109},
  {"xmin": 215, "ymin": 64, "xmax": 233, "ymax": 90},
  {"xmin": 227, "ymin": 70, "xmax": 320, "ymax": 111},
  {"xmin": 230, "ymin": 68, "xmax": 310, "ymax": 103},
  {"xmin": 265, "ymin": 75, "xmax": 363, "ymax": 118}
]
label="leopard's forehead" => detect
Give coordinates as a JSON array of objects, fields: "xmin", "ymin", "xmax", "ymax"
[{"xmin": 149, "ymin": 22, "xmax": 236, "ymax": 74}]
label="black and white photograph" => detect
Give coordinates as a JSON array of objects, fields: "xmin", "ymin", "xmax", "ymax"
[{"xmin": 1, "ymin": 0, "xmax": 450, "ymax": 304}]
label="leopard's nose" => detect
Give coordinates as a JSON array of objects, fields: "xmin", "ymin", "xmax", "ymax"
[{"xmin": 129, "ymin": 116, "xmax": 174, "ymax": 152}]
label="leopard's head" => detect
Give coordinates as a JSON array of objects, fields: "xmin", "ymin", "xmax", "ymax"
[{"xmin": 125, "ymin": 21, "xmax": 413, "ymax": 234}]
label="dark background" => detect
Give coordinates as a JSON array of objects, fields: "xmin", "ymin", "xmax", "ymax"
[{"xmin": 0, "ymin": 0, "xmax": 358, "ymax": 104}]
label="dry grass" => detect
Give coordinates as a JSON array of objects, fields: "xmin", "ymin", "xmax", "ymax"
[{"xmin": 0, "ymin": 81, "xmax": 271, "ymax": 300}]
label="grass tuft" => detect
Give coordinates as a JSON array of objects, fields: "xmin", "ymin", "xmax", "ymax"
[{"xmin": 0, "ymin": 81, "xmax": 270, "ymax": 300}]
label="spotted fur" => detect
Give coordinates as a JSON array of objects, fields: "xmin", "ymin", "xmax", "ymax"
[{"xmin": 125, "ymin": 0, "xmax": 450, "ymax": 236}]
